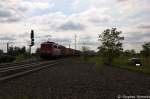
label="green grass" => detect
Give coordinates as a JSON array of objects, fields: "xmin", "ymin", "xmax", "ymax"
[
  {"xmin": 14, "ymin": 53, "xmax": 32, "ymax": 63},
  {"xmin": 83, "ymin": 55, "xmax": 150, "ymax": 74},
  {"xmin": 81, "ymin": 56, "xmax": 104, "ymax": 71},
  {"xmin": 112, "ymin": 56, "xmax": 150, "ymax": 74}
]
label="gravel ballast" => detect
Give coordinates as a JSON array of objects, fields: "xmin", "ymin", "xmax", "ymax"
[{"xmin": 0, "ymin": 58, "xmax": 150, "ymax": 99}]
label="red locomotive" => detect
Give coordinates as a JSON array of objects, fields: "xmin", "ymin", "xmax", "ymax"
[{"xmin": 40, "ymin": 41, "xmax": 81, "ymax": 59}]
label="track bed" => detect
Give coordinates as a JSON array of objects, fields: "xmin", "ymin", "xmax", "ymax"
[{"xmin": 0, "ymin": 58, "xmax": 150, "ymax": 99}]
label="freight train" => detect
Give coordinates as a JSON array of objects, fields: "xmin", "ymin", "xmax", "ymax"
[{"xmin": 40, "ymin": 41, "xmax": 81, "ymax": 59}]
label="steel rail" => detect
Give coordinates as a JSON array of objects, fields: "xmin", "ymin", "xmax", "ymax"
[
  {"xmin": 0, "ymin": 60, "xmax": 42, "ymax": 68},
  {"xmin": 0, "ymin": 59, "xmax": 65, "ymax": 82},
  {"xmin": 0, "ymin": 59, "xmax": 64, "ymax": 74},
  {"xmin": 0, "ymin": 61, "xmax": 55, "ymax": 71}
]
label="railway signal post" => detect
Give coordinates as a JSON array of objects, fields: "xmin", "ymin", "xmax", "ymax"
[
  {"xmin": 75, "ymin": 34, "xmax": 77, "ymax": 50},
  {"xmin": 29, "ymin": 30, "xmax": 34, "ymax": 54},
  {"xmin": 7, "ymin": 43, "xmax": 9, "ymax": 54}
]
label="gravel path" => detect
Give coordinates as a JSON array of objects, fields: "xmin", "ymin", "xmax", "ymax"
[{"xmin": 0, "ymin": 58, "xmax": 150, "ymax": 99}]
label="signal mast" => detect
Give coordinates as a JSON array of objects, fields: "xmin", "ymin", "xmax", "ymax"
[{"xmin": 29, "ymin": 30, "xmax": 34, "ymax": 54}]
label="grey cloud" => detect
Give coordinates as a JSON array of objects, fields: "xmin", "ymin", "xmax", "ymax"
[
  {"xmin": 124, "ymin": 32, "xmax": 150, "ymax": 43},
  {"xmin": 79, "ymin": 36, "xmax": 99, "ymax": 46},
  {"xmin": 0, "ymin": 1, "xmax": 27, "ymax": 23},
  {"xmin": 52, "ymin": 38, "xmax": 71, "ymax": 43},
  {"xmin": 7, "ymin": 17, "xmax": 21, "ymax": 22},
  {"xmin": 123, "ymin": 32, "xmax": 150, "ymax": 52},
  {"xmin": 79, "ymin": 36, "xmax": 92, "ymax": 41},
  {"xmin": 17, "ymin": 6, "xmax": 29, "ymax": 12},
  {"xmin": 0, "ymin": 9, "xmax": 12, "ymax": 17},
  {"xmin": 138, "ymin": 25, "xmax": 150, "ymax": 29},
  {"xmin": 18, "ymin": 32, "xmax": 29, "ymax": 38},
  {"xmin": 89, "ymin": 17, "xmax": 110, "ymax": 25},
  {"xmin": 79, "ymin": 42, "xmax": 99, "ymax": 46},
  {"xmin": 117, "ymin": 0, "xmax": 128, "ymax": 2},
  {"xmin": 0, "ymin": 8, "xmax": 20, "ymax": 22},
  {"xmin": 0, "ymin": 17, "xmax": 21, "ymax": 23},
  {"xmin": 0, "ymin": 36, "xmax": 16, "ymax": 41},
  {"xmin": 58, "ymin": 21, "xmax": 85, "ymax": 31},
  {"xmin": 82, "ymin": 36, "xmax": 91, "ymax": 40}
]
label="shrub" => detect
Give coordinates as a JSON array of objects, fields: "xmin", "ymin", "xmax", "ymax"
[
  {"xmin": 15, "ymin": 53, "xmax": 32, "ymax": 62},
  {"xmin": 0, "ymin": 55, "xmax": 16, "ymax": 63}
]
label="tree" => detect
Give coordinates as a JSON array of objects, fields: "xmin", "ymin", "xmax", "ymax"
[
  {"xmin": 0, "ymin": 49, "xmax": 3, "ymax": 55},
  {"xmin": 124, "ymin": 49, "xmax": 136, "ymax": 57},
  {"xmin": 98, "ymin": 28, "xmax": 124, "ymax": 65},
  {"xmin": 8, "ymin": 46, "xmax": 26, "ymax": 56},
  {"xmin": 141, "ymin": 42, "xmax": 150, "ymax": 59},
  {"xmin": 36, "ymin": 48, "xmax": 40, "ymax": 55},
  {"xmin": 82, "ymin": 46, "xmax": 90, "ymax": 52}
]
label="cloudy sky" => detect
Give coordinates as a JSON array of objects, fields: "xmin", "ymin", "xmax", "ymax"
[{"xmin": 0, "ymin": 0, "xmax": 150, "ymax": 52}]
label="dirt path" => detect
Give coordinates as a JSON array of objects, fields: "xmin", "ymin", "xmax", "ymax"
[{"xmin": 0, "ymin": 58, "xmax": 150, "ymax": 99}]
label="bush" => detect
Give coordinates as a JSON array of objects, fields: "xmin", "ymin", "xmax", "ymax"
[
  {"xmin": 15, "ymin": 53, "xmax": 32, "ymax": 62},
  {"xmin": 0, "ymin": 55, "xmax": 16, "ymax": 63}
]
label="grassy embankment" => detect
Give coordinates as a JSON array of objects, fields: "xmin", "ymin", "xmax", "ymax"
[
  {"xmin": 112, "ymin": 56, "xmax": 150, "ymax": 74},
  {"xmin": 0, "ymin": 53, "xmax": 37, "ymax": 64},
  {"xmin": 83, "ymin": 56, "xmax": 150, "ymax": 74},
  {"xmin": 14, "ymin": 53, "xmax": 33, "ymax": 63}
]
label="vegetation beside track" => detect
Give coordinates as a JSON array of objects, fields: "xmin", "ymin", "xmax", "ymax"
[
  {"xmin": 0, "ymin": 55, "xmax": 15, "ymax": 63},
  {"xmin": 83, "ymin": 55, "xmax": 150, "ymax": 74},
  {"xmin": 0, "ymin": 46, "xmax": 40, "ymax": 64},
  {"xmin": 81, "ymin": 56, "xmax": 104, "ymax": 72},
  {"xmin": 112, "ymin": 56, "xmax": 150, "ymax": 74},
  {"xmin": 14, "ymin": 53, "xmax": 33, "ymax": 63},
  {"xmin": 0, "ymin": 53, "xmax": 38, "ymax": 64}
]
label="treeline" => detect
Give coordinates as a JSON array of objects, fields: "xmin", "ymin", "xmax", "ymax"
[
  {"xmin": 7, "ymin": 46, "xmax": 26, "ymax": 56},
  {"xmin": 0, "ymin": 46, "xmax": 32, "ymax": 63},
  {"xmin": 140, "ymin": 42, "xmax": 150, "ymax": 59}
]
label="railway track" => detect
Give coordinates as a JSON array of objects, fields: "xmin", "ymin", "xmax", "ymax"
[
  {"xmin": 0, "ymin": 59, "xmax": 65, "ymax": 82},
  {"xmin": 0, "ymin": 59, "xmax": 42, "ymax": 68}
]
